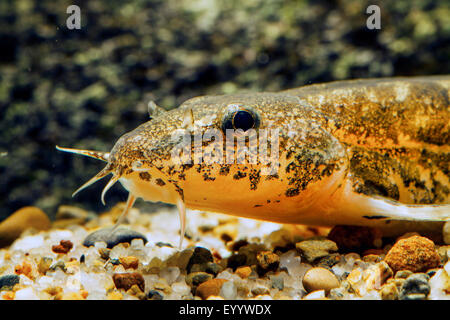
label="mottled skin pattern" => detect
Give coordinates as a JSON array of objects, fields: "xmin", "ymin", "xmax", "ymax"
[{"xmin": 61, "ymin": 76, "xmax": 450, "ymax": 237}]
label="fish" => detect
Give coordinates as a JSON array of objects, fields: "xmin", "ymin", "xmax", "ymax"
[{"xmin": 57, "ymin": 75, "xmax": 450, "ymax": 245}]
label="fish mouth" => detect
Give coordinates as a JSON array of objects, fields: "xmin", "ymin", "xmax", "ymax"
[{"xmin": 56, "ymin": 145, "xmax": 121, "ymax": 205}]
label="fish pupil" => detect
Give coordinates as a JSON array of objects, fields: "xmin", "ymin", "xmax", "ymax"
[{"xmin": 233, "ymin": 110, "xmax": 255, "ymax": 131}]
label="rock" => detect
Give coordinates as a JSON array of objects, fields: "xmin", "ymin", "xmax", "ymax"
[
  {"xmin": 119, "ymin": 256, "xmax": 139, "ymax": 269},
  {"xmin": 112, "ymin": 272, "xmax": 145, "ymax": 292},
  {"xmin": 0, "ymin": 206, "xmax": 50, "ymax": 248},
  {"xmin": 227, "ymin": 253, "xmax": 247, "ymax": 270},
  {"xmin": 295, "ymin": 239, "xmax": 338, "ymax": 263},
  {"xmin": 37, "ymin": 257, "xmax": 53, "ymax": 275},
  {"xmin": 186, "ymin": 247, "xmax": 213, "ymax": 273},
  {"xmin": 185, "ymin": 272, "xmax": 213, "ymax": 287},
  {"xmin": 83, "ymin": 227, "xmax": 147, "ymax": 249},
  {"xmin": 395, "ymin": 270, "xmax": 413, "ymax": 279},
  {"xmin": 363, "ymin": 262, "xmax": 393, "ymax": 290},
  {"xmin": 205, "ymin": 262, "xmax": 223, "ymax": 276},
  {"xmin": 270, "ymin": 275, "xmax": 284, "ymax": 290},
  {"xmin": 384, "ymin": 235, "xmax": 441, "ymax": 273},
  {"xmin": 399, "ymin": 273, "xmax": 430, "ymax": 300},
  {"xmin": 147, "ymin": 290, "xmax": 164, "ymax": 300},
  {"xmin": 302, "ymin": 267, "xmax": 340, "ymax": 294},
  {"xmin": 444, "ymin": 222, "xmax": 450, "ymax": 245},
  {"xmin": 316, "ymin": 253, "xmax": 342, "ymax": 269},
  {"xmin": 219, "ymin": 281, "xmax": 237, "ymax": 299},
  {"xmin": 327, "ymin": 225, "xmax": 382, "ymax": 252},
  {"xmin": 256, "ymin": 251, "xmax": 280, "ymax": 274},
  {"xmin": 55, "ymin": 205, "xmax": 91, "ymax": 220},
  {"xmin": 52, "ymin": 240, "xmax": 73, "ymax": 254},
  {"xmin": 0, "ymin": 275, "xmax": 20, "ymax": 291},
  {"xmin": 251, "ymin": 286, "xmax": 270, "ymax": 296},
  {"xmin": 380, "ymin": 282, "xmax": 399, "ymax": 300},
  {"xmin": 235, "ymin": 266, "xmax": 252, "ymax": 279},
  {"xmin": 196, "ymin": 279, "xmax": 228, "ymax": 300},
  {"xmin": 237, "ymin": 243, "xmax": 267, "ymax": 266}
]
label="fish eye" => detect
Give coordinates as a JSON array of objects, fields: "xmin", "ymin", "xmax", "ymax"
[{"xmin": 222, "ymin": 106, "xmax": 260, "ymax": 132}]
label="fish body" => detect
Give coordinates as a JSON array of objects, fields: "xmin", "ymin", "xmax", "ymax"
[{"xmin": 57, "ymin": 76, "xmax": 450, "ymax": 238}]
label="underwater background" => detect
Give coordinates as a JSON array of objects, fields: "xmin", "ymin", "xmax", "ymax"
[{"xmin": 1, "ymin": 0, "xmax": 449, "ymax": 221}]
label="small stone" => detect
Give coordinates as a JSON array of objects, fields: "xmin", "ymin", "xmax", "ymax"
[
  {"xmin": 219, "ymin": 281, "xmax": 237, "ymax": 299},
  {"xmin": 196, "ymin": 279, "xmax": 228, "ymax": 300},
  {"xmin": 316, "ymin": 253, "xmax": 342, "ymax": 269},
  {"xmin": 112, "ymin": 272, "xmax": 145, "ymax": 292},
  {"xmin": 127, "ymin": 284, "xmax": 146, "ymax": 299},
  {"xmin": 98, "ymin": 248, "xmax": 111, "ymax": 260},
  {"xmin": 270, "ymin": 275, "xmax": 284, "ymax": 290},
  {"xmin": 119, "ymin": 256, "xmax": 139, "ymax": 269},
  {"xmin": 395, "ymin": 270, "xmax": 413, "ymax": 279},
  {"xmin": 296, "ymin": 239, "xmax": 338, "ymax": 263},
  {"xmin": 186, "ymin": 247, "xmax": 213, "ymax": 273},
  {"xmin": 362, "ymin": 254, "xmax": 382, "ymax": 263},
  {"xmin": 238, "ymin": 243, "xmax": 267, "ymax": 266},
  {"xmin": 380, "ymin": 282, "xmax": 399, "ymax": 300},
  {"xmin": 0, "ymin": 206, "xmax": 51, "ymax": 248},
  {"xmin": 0, "ymin": 275, "xmax": 20, "ymax": 291},
  {"xmin": 302, "ymin": 267, "xmax": 340, "ymax": 294},
  {"xmin": 384, "ymin": 235, "xmax": 441, "ymax": 273},
  {"xmin": 229, "ymin": 239, "xmax": 249, "ymax": 251},
  {"xmin": 235, "ymin": 266, "xmax": 252, "ymax": 279},
  {"xmin": 49, "ymin": 260, "xmax": 66, "ymax": 272},
  {"xmin": 227, "ymin": 253, "xmax": 247, "ymax": 270},
  {"xmin": 147, "ymin": 290, "xmax": 163, "ymax": 300},
  {"xmin": 83, "ymin": 227, "xmax": 147, "ymax": 249},
  {"xmin": 205, "ymin": 262, "xmax": 223, "ymax": 276},
  {"xmin": 327, "ymin": 225, "xmax": 382, "ymax": 252},
  {"xmin": 399, "ymin": 273, "xmax": 430, "ymax": 300},
  {"xmin": 443, "ymin": 221, "xmax": 450, "ymax": 245},
  {"xmin": 38, "ymin": 257, "xmax": 53, "ymax": 275},
  {"xmin": 363, "ymin": 261, "xmax": 393, "ymax": 290},
  {"xmin": 256, "ymin": 251, "xmax": 280, "ymax": 274},
  {"xmin": 185, "ymin": 272, "xmax": 213, "ymax": 287},
  {"xmin": 52, "ymin": 239, "xmax": 73, "ymax": 254},
  {"xmin": 251, "ymin": 286, "xmax": 270, "ymax": 296}
]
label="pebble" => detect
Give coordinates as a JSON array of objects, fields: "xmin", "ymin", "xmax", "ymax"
[
  {"xmin": 363, "ymin": 262, "xmax": 393, "ymax": 290},
  {"xmin": 256, "ymin": 251, "xmax": 280, "ymax": 274},
  {"xmin": 328, "ymin": 225, "xmax": 382, "ymax": 252},
  {"xmin": 235, "ymin": 266, "xmax": 252, "ymax": 279},
  {"xmin": 252, "ymin": 286, "xmax": 270, "ymax": 296},
  {"xmin": 185, "ymin": 272, "xmax": 213, "ymax": 287},
  {"xmin": 270, "ymin": 275, "xmax": 284, "ymax": 290},
  {"xmin": 238, "ymin": 243, "xmax": 267, "ymax": 266},
  {"xmin": 51, "ymin": 240, "xmax": 73, "ymax": 254},
  {"xmin": 0, "ymin": 274, "xmax": 20, "ymax": 291},
  {"xmin": 186, "ymin": 247, "xmax": 213, "ymax": 273},
  {"xmin": 83, "ymin": 227, "xmax": 147, "ymax": 249},
  {"xmin": 205, "ymin": 262, "xmax": 223, "ymax": 276},
  {"xmin": 395, "ymin": 270, "xmax": 413, "ymax": 279},
  {"xmin": 316, "ymin": 253, "xmax": 341, "ymax": 269},
  {"xmin": 380, "ymin": 282, "xmax": 399, "ymax": 300},
  {"xmin": 112, "ymin": 272, "xmax": 145, "ymax": 292},
  {"xmin": 384, "ymin": 235, "xmax": 441, "ymax": 273},
  {"xmin": 37, "ymin": 257, "xmax": 53, "ymax": 275},
  {"xmin": 0, "ymin": 206, "xmax": 51, "ymax": 248},
  {"xmin": 119, "ymin": 256, "xmax": 139, "ymax": 269},
  {"xmin": 296, "ymin": 239, "xmax": 338, "ymax": 263},
  {"xmin": 147, "ymin": 290, "xmax": 164, "ymax": 300},
  {"xmin": 219, "ymin": 281, "xmax": 237, "ymax": 299},
  {"xmin": 227, "ymin": 253, "xmax": 247, "ymax": 270},
  {"xmin": 196, "ymin": 278, "xmax": 228, "ymax": 300},
  {"xmin": 302, "ymin": 267, "xmax": 340, "ymax": 294},
  {"xmin": 399, "ymin": 273, "xmax": 430, "ymax": 300}
]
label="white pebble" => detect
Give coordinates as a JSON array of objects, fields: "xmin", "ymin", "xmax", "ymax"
[
  {"xmin": 11, "ymin": 235, "xmax": 45, "ymax": 251},
  {"xmin": 15, "ymin": 287, "xmax": 39, "ymax": 300}
]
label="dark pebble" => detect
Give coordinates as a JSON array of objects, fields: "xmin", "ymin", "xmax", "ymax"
[
  {"xmin": 399, "ymin": 273, "xmax": 430, "ymax": 300},
  {"xmin": 230, "ymin": 239, "xmax": 249, "ymax": 251},
  {"xmin": 186, "ymin": 272, "xmax": 213, "ymax": 287},
  {"xmin": 270, "ymin": 275, "xmax": 284, "ymax": 290},
  {"xmin": 205, "ymin": 262, "xmax": 223, "ymax": 276},
  {"xmin": 156, "ymin": 242, "xmax": 173, "ymax": 248},
  {"xmin": 0, "ymin": 275, "xmax": 20, "ymax": 291},
  {"xmin": 327, "ymin": 225, "xmax": 381, "ymax": 253},
  {"xmin": 83, "ymin": 227, "xmax": 147, "ymax": 249},
  {"xmin": 227, "ymin": 253, "xmax": 247, "ymax": 271},
  {"xmin": 147, "ymin": 290, "xmax": 164, "ymax": 300},
  {"xmin": 186, "ymin": 247, "xmax": 213, "ymax": 273},
  {"xmin": 316, "ymin": 253, "xmax": 342, "ymax": 269}
]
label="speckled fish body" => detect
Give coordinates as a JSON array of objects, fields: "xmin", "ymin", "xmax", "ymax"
[{"xmin": 58, "ymin": 76, "xmax": 450, "ymax": 237}]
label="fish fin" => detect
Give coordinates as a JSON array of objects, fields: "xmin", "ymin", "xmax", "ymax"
[
  {"xmin": 363, "ymin": 197, "xmax": 450, "ymax": 222},
  {"xmin": 56, "ymin": 145, "xmax": 110, "ymax": 162},
  {"xmin": 111, "ymin": 193, "xmax": 137, "ymax": 231},
  {"xmin": 176, "ymin": 199, "xmax": 187, "ymax": 249},
  {"xmin": 147, "ymin": 100, "xmax": 166, "ymax": 119}
]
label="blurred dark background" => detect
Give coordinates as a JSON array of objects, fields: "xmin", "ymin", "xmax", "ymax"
[{"xmin": 0, "ymin": 0, "xmax": 449, "ymax": 221}]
